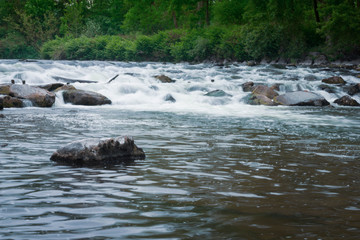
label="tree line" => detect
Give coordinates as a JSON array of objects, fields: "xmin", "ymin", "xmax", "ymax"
[{"xmin": 1, "ymin": 0, "xmax": 359, "ymax": 61}]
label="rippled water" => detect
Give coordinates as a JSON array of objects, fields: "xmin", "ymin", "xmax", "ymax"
[{"xmin": 0, "ymin": 61, "xmax": 360, "ymax": 239}]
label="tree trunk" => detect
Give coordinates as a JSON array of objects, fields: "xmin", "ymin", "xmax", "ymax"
[
  {"xmin": 205, "ymin": 0, "xmax": 210, "ymax": 26},
  {"xmin": 313, "ymin": 0, "xmax": 320, "ymax": 23},
  {"xmin": 172, "ymin": 11, "xmax": 178, "ymax": 28}
]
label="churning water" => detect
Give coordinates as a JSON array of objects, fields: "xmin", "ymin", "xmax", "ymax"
[{"xmin": 0, "ymin": 60, "xmax": 359, "ymax": 239}]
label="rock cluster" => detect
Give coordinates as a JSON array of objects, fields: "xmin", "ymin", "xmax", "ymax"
[{"xmin": 0, "ymin": 81, "xmax": 112, "ymax": 109}]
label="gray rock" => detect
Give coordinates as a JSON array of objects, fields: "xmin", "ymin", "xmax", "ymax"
[
  {"xmin": 63, "ymin": 89, "xmax": 112, "ymax": 106},
  {"xmin": 205, "ymin": 89, "xmax": 232, "ymax": 97},
  {"xmin": 9, "ymin": 84, "xmax": 55, "ymax": 107},
  {"xmin": 50, "ymin": 136, "xmax": 146, "ymax": 166},
  {"xmin": 274, "ymin": 91, "xmax": 330, "ymax": 106},
  {"xmin": 164, "ymin": 94, "xmax": 176, "ymax": 103},
  {"xmin": 334, "ymin": 95, "xmax": 360, "ymax": 106},
  {"xmin": 313, "ymin": 55, "xmax": 328, "ymax": 66},
  {"xmin": 347, "ymin": 83, "xmax": 360, "ymax": 95}
]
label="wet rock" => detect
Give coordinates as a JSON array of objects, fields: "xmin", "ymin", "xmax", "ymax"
[
  {"xmin": 252, "ymin": 85, "xmax": 279, "ymax": 99},
  {"xmin": 321, "ymin": 76, "xmax": 346, "ymax": 85},
  {"xmin": 0, "ymin": 114, "xmax": 4, "ymax": 118},
  {"xmin": 8, "ymin": 84, "xmax": 55, "ymax": 107},
  {"xmin": 246, "ymin": 61, "xmax": 257, "ymax": 66},
  {"xmin": 205, "ymin": 89, "xmax": 232, "ymax": 97},
  {"xmin": 154, "ymin": 75, "xmax": 176, "ymax": 83},
  {"xmin": 318, "ymin": 84, "xmax": 337, "ymax": 93},
  {"xmin": 164, "ymin": 94, "xmax": 176, "ymax": 103},
  {"xmin": 241, "ymin": 81, "xmax": 254, "ymax": 92},
  {"xmin": 274, "ymin": 91, "xmax": 330, "ymax": 106},
  {"xmin": 38, "ymin": 83, "xmax": 64, "ymax": 92},
  {"xmin": 188, "ymin": 86, "xmax": 208, "ymax": 92},
  {"xmin": 334, "ymin": 95, "xmax": 360, "ymax": 107},
  {"xmin": 347, "ymin": 83, "xmax": 360, "ymax": 96},
  {"xmin": 249, "ymin": 94, "xmax": 276, "ymax": 106},
  {"xmin": 50, "ymin": 136, "xmax": 146, "ymax": 166},
  {"xmin": 1, "ymin": 96, "xmax": 24, "ymax": 108},
  {"xmin": 0, "ymin": 97, "xmax": 3, "ymax": 110},
  {"xmin": 62, "ymin": 89, "xmax": 112, "ymax": 106}
]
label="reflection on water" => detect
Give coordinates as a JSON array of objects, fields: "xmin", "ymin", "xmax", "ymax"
[{"xmin": 0, "ymin": 107, "xmax": 359, "ymax": 239}]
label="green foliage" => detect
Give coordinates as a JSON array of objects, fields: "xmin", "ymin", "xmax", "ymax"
[{"xmin": 0, "ymin": 32, "xmax": 39, "ymax": 59}]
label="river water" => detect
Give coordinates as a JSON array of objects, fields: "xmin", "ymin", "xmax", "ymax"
[{"xmin": 0, "ymin": 60, "xmax": 359, "ymax": 239}]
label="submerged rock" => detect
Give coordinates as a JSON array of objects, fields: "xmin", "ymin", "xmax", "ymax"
[
  {"xmin": 50, "ymin": 136, "xmax": 146, "ymax": 166},
  {"xmin": 205, "ymin": 89, "xmax": 232, "ymax": 97},
  {"xmin": 274, "ymin": 91, "xmax": 330, "ymax": 106},
  {"xmin": 154, "ymin": 75, "xmax": 176, "ymax": 83},
  {"xmin": 62, "ymin": 89, "xmax": 112, "ymax": 106},
  {"xmin": 164, "ymin": 94, "xmax": 176, "ymax": 103},
  {"xmin": 252, "ymin": 85, "xmax": 279, "ymax": 99},
  {"xmin": 334, "ymin": 95, "xmax": 360, "ymax": 106},
  {"xmin": 347, "ymin": 83, "xmax": 360, "ymax": 96},
  {"xmin": 321, "ymin": 76, "xmax": 346, "ymax": 85}
]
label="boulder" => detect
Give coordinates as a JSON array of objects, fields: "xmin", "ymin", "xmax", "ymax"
[
  {"xmin": 164, "ymin": 94, "xmax": 176, "ymax": 103},
  {"xmin": 0, "ymin": 97, "xmax": 3, "ymax": 110},
  {"xmin": 321, "ymin": 76, "xmax": 346, "ymax": 85},
  {"xmin": 50, "ymin": 136, "xmax": 146, "ymax": 166},
  {"xmin": 154, "ymin": 75, "xmax": 176, "ymax": 83},
  {"xmin": 252, "ymin": 85, "xmax": 279, "ymax": 99},
  {"xmin": 1, "ymin": 96, "xmax": 24, "ymax": 108},
  {"xmin": 274, "ymin": 91, "xmax": 330, "ymax": 106},
  {"xmin": 38, "ymin": 83, "xmax": 64, "ymax": 92},
  {"xmin": 205, "ymin": 89, "xmax": 232, "ymax": 97},
  {"xmin": 313, "ymin": 54, "xmax": 328, "ymax": 66},
  {"xmin": 347, "ymin": 83, "xmax": 360, "ymax": 96},
  {"xmin": 241, "ymin": 81, "xmax": 254, "ymax": 92},
  {"xmin": 334, "ymin": 95, "xmax": 360, "ymax": 107},
  {"xmin": 62, "ymin": 89, "xmax": 112, "ymax": 106},
  {"xmin": 249, "ymin": 94, "xmax": 276, "ymax": 106},
  {"xmin": 9, "ymin": 84, "xmax": 55, "ymax": 107}
]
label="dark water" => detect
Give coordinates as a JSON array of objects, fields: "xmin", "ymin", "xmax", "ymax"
[
  {"xmin": 1, "ymin": 61, "xmax": 360, "ymax": 239},
  {"xmin": 1, "ymin": 107, "xmax": 359, "ymax": 239}
]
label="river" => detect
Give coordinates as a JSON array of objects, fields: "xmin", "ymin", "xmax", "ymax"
[{"xmin": 0, "ymin": 60, "xmax": 359, "ymax": 239}]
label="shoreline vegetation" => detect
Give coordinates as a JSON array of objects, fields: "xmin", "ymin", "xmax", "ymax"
[{"xmin": 1, "ymin": 1, "xmax": 360, "ymax": 64}]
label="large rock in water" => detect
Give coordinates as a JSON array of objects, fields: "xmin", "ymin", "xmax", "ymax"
[
  {"xmin": 9, "ymin": 84, "xmax": 55, "ymax": 107},
  {"xmin": 334, "ymin": 95, "xmax": 360, "ymax": 106},
  {"xmin": 62, "ymin": 89, "xmax": 112, "ymax": 106},
  {"xmin": 274, "ymin": 91, "xmax": 330, "ymax": 106},
  {"xmin": 1, "ymin": 96, "xmax": 24, "ymax": 108},
  {"xmin": 50, "ymin": 136, "xmax": 146, "ymax": 166},
  {"xmin": 321, "ymin": 76, "xmax": 346, "ymax": 85}
]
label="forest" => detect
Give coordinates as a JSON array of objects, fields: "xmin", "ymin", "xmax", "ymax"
[{"xmin": 0, "ymin": 0, "xmax": 359, "ymax": 62}]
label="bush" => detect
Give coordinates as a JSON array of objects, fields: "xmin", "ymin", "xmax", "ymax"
[{"xmin": 0, "ymin": 32, "xmax": 39, "ymax": 59}]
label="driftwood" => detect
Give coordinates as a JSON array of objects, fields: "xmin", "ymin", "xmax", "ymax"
[
  {"xmin": 52, "ymin": 76, "xmax": 98, "ymax": 84},
  {"xmin": 107, "ymin": 74, "xmax": 119, "ymax": 84}
]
